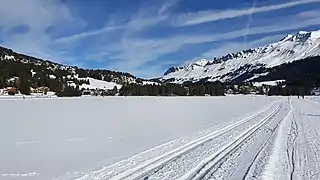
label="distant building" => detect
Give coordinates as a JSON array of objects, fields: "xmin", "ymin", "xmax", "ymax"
[
  {"xmin": 31, "ymin": 87, "xmax": 50, "ymax": 94},
  {"xmin": 3, "ymin": 87, "xmax": 18, "ymax": 95},
  {"xmin": 82, "ymin": 89, "xmax": 91, "ymax": 95},
  {"xmin": 80, "ymin": 86, "xmax": 119, "ymax": 96}
]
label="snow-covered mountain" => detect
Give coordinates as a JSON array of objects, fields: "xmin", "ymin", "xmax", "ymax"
[{"xmin": 163, "ymin": 30, "xmax": 320, "ymax": 83}]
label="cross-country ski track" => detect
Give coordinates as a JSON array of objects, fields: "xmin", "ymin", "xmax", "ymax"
[{"xmin": 55, "ymin": 97, "xmax": 320, "ymax": 180}]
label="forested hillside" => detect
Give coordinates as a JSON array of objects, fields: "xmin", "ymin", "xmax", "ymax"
[{"xmin": 0, "ymin": 46, "xmax": 136, "ymax": 95}]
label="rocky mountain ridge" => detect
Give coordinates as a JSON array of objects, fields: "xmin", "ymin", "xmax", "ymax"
[{"xmin": 162, "ymin": 30, "xmax": 320, "ymax": 83}]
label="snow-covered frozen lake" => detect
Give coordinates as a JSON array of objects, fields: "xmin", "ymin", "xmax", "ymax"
[{"xmin": 0, "ymin": 96, "xmax": 281, "ymax": 179}]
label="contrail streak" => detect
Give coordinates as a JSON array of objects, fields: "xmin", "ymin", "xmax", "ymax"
[{"xmin": 244, "ymin": 0, "xmax": 257, "ymax": 49}]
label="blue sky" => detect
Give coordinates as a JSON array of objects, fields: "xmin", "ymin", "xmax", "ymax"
[{"xmin": 0, "ymin": 0, "xmax": 320, "ymax": 78}]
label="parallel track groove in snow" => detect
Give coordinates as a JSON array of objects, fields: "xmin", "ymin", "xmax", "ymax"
[
  {"xmin": 178, "ymin": 102, "xmax": 282, "ymax": 180},
  {"xmin": 240, "ymin": 99, "xmax": 292, "ymax": 180},
  {"xmin": 106, "ymin": 101, "xmax": 282, "ymax": 180},
  {"xmin": 241, "ymin": 115, "xmax": 283, "ymax": 180}
]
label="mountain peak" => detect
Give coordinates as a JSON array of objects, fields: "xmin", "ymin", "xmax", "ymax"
[
  {"xmin": 309, "ymin": 30, "xmax": 320, "ymax": 40},
  {"xmin": 298, "ymin": 30, "xmax": 310, "ymax": 34},
  {"xmin": 191, "ymin": 59, "xmax": 209, "ymax": 67},
  {"xmin": 280, "ymin": 30, "xmax": 320, "ymax": 43}
]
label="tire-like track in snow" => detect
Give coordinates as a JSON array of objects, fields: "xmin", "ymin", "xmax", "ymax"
[
  {"xmin": 178, "ymin": 101, "xmax": 287, "ymax": 180},
  {"xmin": 99, "ymin": 100, "xmax": 284, "ymax": 180},
  {"xmin": 290, "ymin": 98, "xmax": 320, "ymax": 180}
]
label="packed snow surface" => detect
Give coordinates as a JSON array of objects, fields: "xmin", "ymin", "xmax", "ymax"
[
  {"xmin": 0, "ymin": 96, "xmax": 279, "ymax": 180},
  {"xmin": 253, "ymin": 80, "xmax": 285, "ymax": 87},
  {"xmin": 69, "ymin": 77, "xmax": 122, "ymax": 90},
  {"xmin": 1, "ymin": 96, "xmax": 320, "ymax": 180}
]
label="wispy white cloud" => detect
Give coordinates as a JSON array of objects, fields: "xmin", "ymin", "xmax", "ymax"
[
  {"xmin": 158, "ymin": 0, "xmax": 181, "ymax": 16},
  {"xmin": 125, "ymin": 15, "xmax": 168, "ymax": 34},
  {"xmin": 243, "ymin": 0, "xmax": 256, "ymax": 49},
  {"xmin": 174, "ymin": 0, "xmax": 320, "ymax": 26},
  {"xmin": 0, "ymin": 0, "xmax": 78, "ymax": 32},
  {"xmin": 54, "ymin": 13, "xmax": 165, "ymax": 44},
  {"xmin": 0, "ymin": 0, "xmax": 84, "ymax": 63},
  {"xmin": 201, "ymin": 34, "xmax": 285, "ymax": 59},
  {"xmin": 107, "ymin": 37, "xmax": 183, "ymax": 70},
  {"xmin": 297, "ymin": 9, "xmax": 320, "ymax": 18},
  {"xmin": 55, "ymin": 25, "xmax": 122, "ymax": 43},
  {"xmin": 55, "ymin": 0, "xmax": 181, "ymax": 42}
]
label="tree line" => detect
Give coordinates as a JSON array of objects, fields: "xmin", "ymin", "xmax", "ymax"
[
  {"xmin": 119, "ymin": 82, "xmax": 225, "ymax": 96},
  {"xmin": 267, "ymin": 81, "xmax": 312, "ymax": 96}
]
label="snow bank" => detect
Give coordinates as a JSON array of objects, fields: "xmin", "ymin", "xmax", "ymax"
[
  {"xmin": 142, "ymin": 81, "xmax": 160, "ymax": 85},
  {"xmin": 68, "ymin": 77, "xmax": 122, "ymax": 90},
  {"xmin": 253, "ymin": 80, "xmax": 285, "ymax": 87},
  {"xmin": 79, "ymin": 77, "xmax": 121, "ymax": 90}
]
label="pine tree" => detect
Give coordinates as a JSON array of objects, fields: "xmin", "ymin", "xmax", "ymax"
[
  {"xmin": 199, "ymin": 85, "xmax": 205, "ymax": 96},
  {"xmin": 0, "ymin": 77, "xmax": 5, "ymax": 89},
  {"xmin": 112, "ymin": 86, "xmax": 118, "ymax": 95},
  {"xmin": 19, "ymin": 76, "xmax": 31, "ymax": 95}
]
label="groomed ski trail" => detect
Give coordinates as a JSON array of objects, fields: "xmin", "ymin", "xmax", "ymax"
[{"xmin": 179, "ymin": 104, "xmax": 282, "ymax": 180}]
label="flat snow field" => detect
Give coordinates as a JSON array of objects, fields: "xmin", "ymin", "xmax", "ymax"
[{"xmin": 2, "ymin": 96, "xmax": 318, "ymax": 180}]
